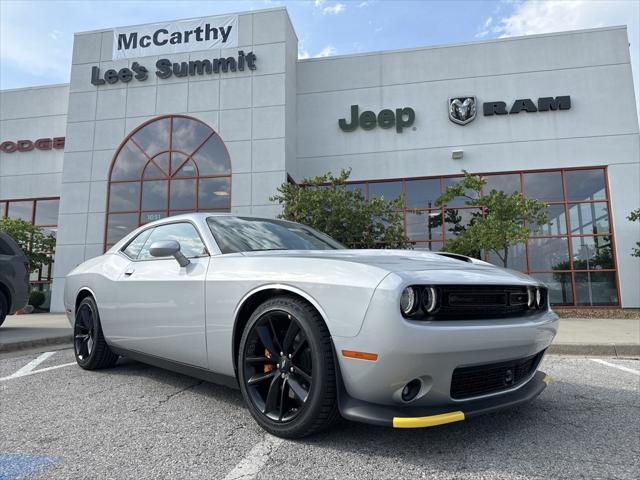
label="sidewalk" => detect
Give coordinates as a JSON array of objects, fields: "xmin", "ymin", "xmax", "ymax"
[
  {"xmin": 0, "ymin": 313, "xmax": 638, "ymax": 356},
  {"xmin": 0, "ymin": 314, "xmax": 71, "ymax": 352}
]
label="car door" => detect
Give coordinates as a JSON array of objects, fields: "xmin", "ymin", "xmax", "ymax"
[{"xmin": 114, "ymin": 221, "xmax": 209, "ymax": 368}]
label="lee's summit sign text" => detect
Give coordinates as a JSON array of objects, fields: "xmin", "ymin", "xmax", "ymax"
[{"xmin": 91, "ymin": 50, "xmax": 256, "ymax": 85}]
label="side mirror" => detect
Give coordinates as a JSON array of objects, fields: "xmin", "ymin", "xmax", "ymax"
[{"xmin": 149, "ymin": 240, "xmax": 190, "ymax": 267}]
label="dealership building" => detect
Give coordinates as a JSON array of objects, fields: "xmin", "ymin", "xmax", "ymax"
[{"xmin": 0, "ymin": 7, "xmax": 638, "ymax": 312}]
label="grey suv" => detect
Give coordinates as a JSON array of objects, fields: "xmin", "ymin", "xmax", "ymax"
[{"xmin": 0, "ymin": 232, "xmax": 30, "ymax": 326}]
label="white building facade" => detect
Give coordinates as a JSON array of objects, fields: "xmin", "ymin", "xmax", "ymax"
[{"xmin": 0, "ymin": 8, "xmax": 638, "ymax": 311}]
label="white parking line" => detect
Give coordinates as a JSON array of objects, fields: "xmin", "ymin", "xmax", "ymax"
[
  {"xmin": 0, "ymin": 351, "xmax": 77, "ymax": 382},
  {"xmin": 223, "ymin": 434, "xmax": 284, "ymax": 480},
  {"xmin": 590, "ymin": 358, "xmax": 640, "ymax": 376}
]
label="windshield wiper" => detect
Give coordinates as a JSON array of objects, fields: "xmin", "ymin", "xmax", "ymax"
[{"xmin": 250, "ymin": 248, "xmax": 290, "ymax": 252}]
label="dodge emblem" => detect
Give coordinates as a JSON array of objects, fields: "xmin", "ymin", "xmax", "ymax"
[{"xmin": 448, "ymin": 96, "xmax": 477, "ymax": 125}]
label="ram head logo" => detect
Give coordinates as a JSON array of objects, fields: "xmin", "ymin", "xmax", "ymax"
[{"xmin": 448, "ymin": 97, "xmax": 477, "ymax": 125}]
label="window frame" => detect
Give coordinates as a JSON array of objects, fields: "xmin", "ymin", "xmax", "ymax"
[
  {"xmin": 105, "ymin": 114, "xmax": 232, "ymax": 250},
  {"xmin": 118, "ymin": 219, "xmax": 211, "ymax": 262}
]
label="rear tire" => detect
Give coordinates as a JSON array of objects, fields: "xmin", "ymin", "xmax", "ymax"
[
  {"xmin": 74, "ymin": 296, "xmax": 118, "ymax": 370},
  {"xmin": 238, "ymin": 295, "xmax": 339, "ymax": 438},
  {"xmin": 0, "ymin": 291, "xmax": 7, "ymax": 327}
]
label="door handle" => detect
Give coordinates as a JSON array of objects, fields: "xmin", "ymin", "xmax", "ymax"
[{"xmin": 124, "ymin": 267, "xmax": 135, "ymax": 276}]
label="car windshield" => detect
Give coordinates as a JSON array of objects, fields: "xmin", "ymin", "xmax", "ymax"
[{"xmin": 206, "ymin": 216, "xmax": 345, "ymax": 253}]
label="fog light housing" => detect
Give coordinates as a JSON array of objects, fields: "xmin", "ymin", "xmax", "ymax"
[{"xmin": 401, "ymin": 379, "xmax": 422, "ymax": 402}]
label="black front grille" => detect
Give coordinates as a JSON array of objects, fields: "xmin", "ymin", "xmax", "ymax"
[
  {"xmin": 436, "ymin": 285, "xmax": 532, "ymax": 319},
  {"xmin": 450, "ymin": 351, "xmax": 544, "ymax": 400}
]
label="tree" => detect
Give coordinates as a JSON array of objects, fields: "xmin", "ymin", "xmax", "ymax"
[
  {"xmin": 435, "ymin": 171, "xmax": 548, "ymax": 268},
  {"xmin": 0, "ymin": 218, "xmax": 56, "ymax": 270},
  {"xmin": 270, "ymin": 169, "xmax": 410, "ymax": 249},
  {"xmin": 628, "ymin": 208, "xmax": 640, "ymax": 257}
]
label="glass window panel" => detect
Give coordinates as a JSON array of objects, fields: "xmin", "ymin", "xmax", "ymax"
[
  {"xmin": 199, "ymin": 178, "xmax": 231, "ymax": 209},
  {"xmin": 150, "ymin": 153, "xmax": 170, "ymax": 176},
  {"xmin": 0, "ymin": 201, "xmax": 7, "ymax": 217},
  {"xmin": 139, "ymin": 222, "xmax": 206, "ymax": 260},
  {"xmin": 530, "ymin": 204, "xmax": 567, "ymax": 236},
  {"xmin": 169, "ymin": 152, "xmax": 188, "ymax": 176},
  {"xmin": 568, "ymin": 202, "xmax": 609, "ymax": 235},
  {"xmin": 170, "ymin": 179, "xmax": 196, "ymax": 210},
  {"xmin": 443, "ymin": 177, "xmax": 479, "ymax": 206},
  {"xmin": 486, "ymin": 243, "xmax": 527, "ymax": 272},
  {"xmin": 171, "ymin": 117, "xmax": 212, "ymax": 155},
  {"xmin": 445, "ymin": 208, "xmax": 481, "ymax": 239},
  {"xmin": 483, "ymin": 174, "xmax": 520, "ymax": 195},
  {"xmin": 111, "ymin": 140, "xmax": 148, "ymax": 181},
  {"xmin": 414, "ymin": 242, "xmax": 442, "ymax": 251},
  {"xmin": 174, "ymin": 159, "xmax": 198, "ymax": 178},
  {"xmin": 344, "ymin": 183, "xmax": 366, "ymax": 196},
  {"xmin": 109, "ymin": 182, "xmax": 140, "ymax": 212},
  {"xmin": 141, "ymin": 211, "xmax": 168, "ymax": 224},
  {"xmin": 132, "ymin": 117, "xmax": 170, "ymax": 157},
  {"xmin": 571, "ymin": 236, "xmax": 613, "ymax": 270},
  {"xmin": 34, "ymin": 199, "xmax": 59, "ymax": 226},
  {"xmin": 528, "ymin": 237, "xmax": 570, "ymax": 271},
  {"xmin": 368, "ymin": 182, "xmax": 402, "ymax": 203},
  {"xmin": 565, "ymin": 169, "xmax": 606, "ymax": 201},
  {"xmin": 7, "ymin": 201, "xmax": 33, "ymax": 221},
  {"xmin": 106, "ymin": 213, "xmax": 138, "ymax": 244},
  {"xmin": 405, "ymin": 179, "xmax": 441, "ymax": 209},
  {"xmin": 405, "ymin": 211, "xmax": 443, "ymax": 241},
  {"xmin": 191, "ymin": 135, "xmax": 231, "ymax": 176},
  {"xmin": 143, "ymin": 162, "xmax": 165, "ymax": 179},
  {"xmin": 141, "ymin": 180, "xmax": 168, "ymax": 211},
  {"xmin": 122, "ymin": 228, "xmax": 153, "ymax": 259},
  {"xmin": 531, "ymin": 272, "xmax": 574, "ymax": 306},
  {"xmin": 575, "ymin": 271, "xmax": 618, "ymax": 305},
  {"xmin": 523, "ymin": 171, "xmax": 563, "ymax": 201}
]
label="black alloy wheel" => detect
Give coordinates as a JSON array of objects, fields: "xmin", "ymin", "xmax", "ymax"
[
  {"xmin": 238, "ymin": 296, "xmax": 339, "ymax": 438},
  {"xmin": 243, "ymin": 310, "xmax": 312, "ymax": 422},
  {"xmin": 73, "ymin": 296, "xmax": 119, "ymax": 370},
  {"xmin": 74, "ymin": 303, "xmax": 95, "ymax": 361}
]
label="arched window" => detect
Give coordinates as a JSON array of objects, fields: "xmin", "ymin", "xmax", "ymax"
[{"xmin": 105, "ymin": 115, "xmax": 231, "ymax": 248}]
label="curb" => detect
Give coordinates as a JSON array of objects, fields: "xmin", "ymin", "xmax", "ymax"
[
  {"xmin": 0, "ymin": 335, "xmax": 73, "ymax": 353},
  {"xmin": 548, "ymin": 343, "xmax": 640, "ymax": 357}
]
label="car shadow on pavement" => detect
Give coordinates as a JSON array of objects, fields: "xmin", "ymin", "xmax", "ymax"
[{"xmin": 290, "ymin": 379, "xmax": 639, "ymax": 478}]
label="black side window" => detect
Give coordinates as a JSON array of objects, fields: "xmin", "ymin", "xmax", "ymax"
[
  {"xmin": 138, "ymin": 222, "xmax": 207, "ymax": 261},
  {"xmin": 122, "ymin": 228, "xmax": 153, "ymax": 260}
]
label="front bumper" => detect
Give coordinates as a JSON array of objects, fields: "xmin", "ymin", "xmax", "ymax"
[
  {"xmin": 331, "ymin": 275, "xmax": 559, "ymax": 425},
  {"xmin": 339, "ymin": 370, "xmax": 550, "ymax": 428}
]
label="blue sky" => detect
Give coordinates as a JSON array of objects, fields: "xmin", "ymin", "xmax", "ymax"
[{"xmin": 1, "ymin": 0, "xmax": 638, "ymax": 113}]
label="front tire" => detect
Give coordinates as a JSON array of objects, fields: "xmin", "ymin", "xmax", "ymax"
[
  {"xmin": 74, "ymin": 296, "xmax": 118, "ymax": 370},
  {"xmin": 238, "ymin": 295, "xmax": 339, "ymax": 438}
]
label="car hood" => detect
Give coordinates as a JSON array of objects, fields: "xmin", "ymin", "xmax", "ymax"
[{"xmin": 240, "ymin": 249, "xmax": 535, "ymax": 283}]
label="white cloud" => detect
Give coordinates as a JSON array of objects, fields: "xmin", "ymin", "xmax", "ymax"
[
  {"xmin": 495, "ymin": 0, "xmax": 639, "ymax": 118},
  {"xmin": 323, "ymin": 3, "xmax": 346, "ymax": 15},
  {"xmin": 298, "ymin": 49, "xmax": 310, "ymax": 59},
  {"xmin": 316, "ymin": 45, "xmax": 337, "ymax": 57},
  {"xmin": 314, "ymin": 0, "xmax": 325, "ymax": 6},
  {"xmin": 359, "ymin": 1, "xmax": 369, "ymax": 7}
]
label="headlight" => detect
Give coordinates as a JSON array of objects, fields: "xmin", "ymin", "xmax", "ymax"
[
  {"xmin": 422, "ymin": 287, "xmax": 438, "ymax": 313},
  {"xmin": 527, "ymin": 287, "xmax": 536, "ymax": 309},
  {"xmin": 400, "ymin": 287, "xmax": 418, "ymax": 316},
  {"xmin": 535, "ymin": 287, "xmax": 545, "ymax": 309}
]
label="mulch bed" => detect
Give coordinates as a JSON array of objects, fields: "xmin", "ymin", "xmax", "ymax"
[{"xmin": 554, "ymin": 308, "xmax": 640, "ymax": 319}]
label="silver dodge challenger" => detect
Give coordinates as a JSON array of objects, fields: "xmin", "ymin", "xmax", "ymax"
[{"xmin": 64, "ymin": 213, "xmax": 558, "ymax": 438}]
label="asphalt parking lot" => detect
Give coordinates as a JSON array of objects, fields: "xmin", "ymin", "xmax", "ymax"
[{"xmin": 1, "ymin": 349, "xmax": 638, "ymax": 480}]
